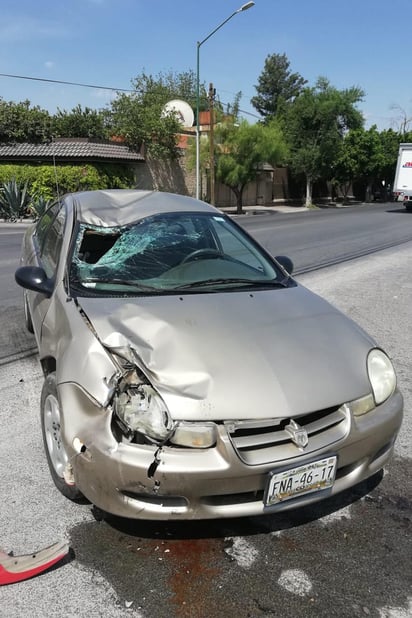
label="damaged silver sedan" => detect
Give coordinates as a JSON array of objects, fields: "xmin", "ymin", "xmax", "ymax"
[{"xmin": 15, "ymin": 190, "xmax": 403, "ymax": 520}]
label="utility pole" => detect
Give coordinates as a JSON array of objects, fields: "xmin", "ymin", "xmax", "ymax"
[{"xmin": 208, "ymin": 82, "xmax": 216, "ymax": 205}]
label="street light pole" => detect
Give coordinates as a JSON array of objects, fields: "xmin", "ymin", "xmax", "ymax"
[
  {"xmin": 208, "ymin": 82, "xmax": 216, "ymax": 205},
  {"xmin": 195, "ymin": 1, "xmax": 255, "ymax": 200}
]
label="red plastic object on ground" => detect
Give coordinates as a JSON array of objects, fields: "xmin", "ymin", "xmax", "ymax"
[{"xmin": 0, "ymin": 540, "xmax": 69, "ymax": 585}]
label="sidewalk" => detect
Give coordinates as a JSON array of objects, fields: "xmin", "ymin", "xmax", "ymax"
[
  {"xmin": 1, "ymin": 201, "xmax": 368, "ymax": 227},
  {"xmin": 0, "ymin": 219, "xmax": 33, "ymax": 229},
  {"xmin": 219, "ymin": 200, "xmax": 371, "ymax": 215},
  {"xmin": 0, "ymin": 205, "xmax": 309, "ymax": 227},
  {"xmin": 219, "ymin": 204, "xmax": 309, "ymax": 215}
]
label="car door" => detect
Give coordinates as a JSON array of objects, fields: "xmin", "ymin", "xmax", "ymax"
[{"xmin": 28, "ymin": 202, "xmax": 66, "ymax": 343}]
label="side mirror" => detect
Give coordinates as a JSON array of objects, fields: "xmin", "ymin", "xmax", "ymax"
[
  {"xmin": 275, "ymin": 255, "xmax": 294, "ymax": 275},
  {"xmin": 15, "ymin": 266, "xmax": 54, "ymax": 298}
]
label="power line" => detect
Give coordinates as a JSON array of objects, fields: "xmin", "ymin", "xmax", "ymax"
[
  {"xmin": 0, "ymin": 72, "xmax": 134, "ymax": 93},
  {"xmin": 225, "ymin": 105, "xmax": 261, "ymax": 120},
  {"xmin": 0, "ymin": 71, "xmax": 262, "ymax": 120}
]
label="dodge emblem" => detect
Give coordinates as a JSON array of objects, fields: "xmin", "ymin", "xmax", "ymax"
[{"xmin": 285, "ymin": 419, "xmax": 308, "ymax": 449}]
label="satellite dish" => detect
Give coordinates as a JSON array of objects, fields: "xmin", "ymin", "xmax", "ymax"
[{"xmin": 162, "ymin": 99, "xmax": 194, "ymax": 128}]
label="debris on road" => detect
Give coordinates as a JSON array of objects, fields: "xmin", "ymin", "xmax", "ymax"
[{"xmin": 0, "ymin": 540, "xmax": 69, "ymax": 585}]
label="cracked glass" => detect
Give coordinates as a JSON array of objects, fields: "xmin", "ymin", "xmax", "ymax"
[{"xmin": 70, "ymin": 212, "xmax": 282, "ymax": 295}]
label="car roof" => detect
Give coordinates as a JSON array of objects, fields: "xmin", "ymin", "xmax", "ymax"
[{"xmin": 64, "ymin": 190, "xmax": 221, "ymax": 227}]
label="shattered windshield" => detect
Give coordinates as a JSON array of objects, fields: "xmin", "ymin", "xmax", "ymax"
[{"xmin": 70, "ymin": 212, "xmax": 284, "ymax": 295}]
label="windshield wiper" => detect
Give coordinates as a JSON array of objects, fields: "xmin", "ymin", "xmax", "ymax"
[
  {"xmin": 174, "ymin": 278, "xmax": 289, "ymax": 291},
  {"xmin": 81, "ymin": 278, "xmax": 159, "ymax": 292}
]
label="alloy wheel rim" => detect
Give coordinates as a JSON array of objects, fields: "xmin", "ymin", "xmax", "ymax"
[{"xmin": 43, "ymin": 393, "xmax": 68, "ymax": 477}]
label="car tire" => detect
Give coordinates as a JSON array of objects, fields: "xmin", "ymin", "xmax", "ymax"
[
  {"xmin": 40, "ymin": 372, "xmax": 83, "ymax": 501},
  {"xmin": 23, "ymin": 292, "xmax": 34, "ymax": 334}
]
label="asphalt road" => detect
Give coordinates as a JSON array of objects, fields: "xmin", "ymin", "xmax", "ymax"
[
  {"xmin": 0, "ymin": 210, "xmax": 411, "ymax": 618},
  {"xmin": 239, "ymin": 202, "xmax": 412, "ymax": 274},
  {"xmin": 0, "ymin": 225, "xmax": 26, "ymax": 307}
]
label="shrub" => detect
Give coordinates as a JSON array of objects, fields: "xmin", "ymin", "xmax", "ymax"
[
  {"xmin": 0, "ymin": 163, "xmax": 135, "ymax": 204},
  {"xmin": 0, "ymin": 180, "xmax": 31, "ymax": 220},
  {"xmin": 29, "ymin": 194, "xmax": 53, "ymax": 220}
]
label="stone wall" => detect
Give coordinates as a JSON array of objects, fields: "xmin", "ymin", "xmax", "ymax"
[
  {"xmin": 133, "ymin": 153, "xmax": 299, "ymax": 206},
  {"xmin": 133, "ymin": 152, "xmax": 197, "ymax": 197}
]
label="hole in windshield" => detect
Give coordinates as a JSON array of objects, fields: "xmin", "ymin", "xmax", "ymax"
[{"xmin": 70, "ymin": 213, "xmax": 283, "ymax": 295}]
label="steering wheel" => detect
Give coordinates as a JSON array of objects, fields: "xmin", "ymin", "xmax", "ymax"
[{"xmin": 181, "ymin": 248, "xmax": 222, "ymax": 264}]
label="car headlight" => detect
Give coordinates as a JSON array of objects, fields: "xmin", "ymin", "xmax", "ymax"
[
  {"xmin": 114, "ymin": 384, "xmax": 175, "ymax": 443},
  {"xmin": 367, "ymin": 349, "xmax": 396, "ymax": 405}
]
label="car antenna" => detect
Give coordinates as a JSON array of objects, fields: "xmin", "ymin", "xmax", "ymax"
[{"xmin": 52, "ymin": 136, "xmax": 61, "ymax": 202}]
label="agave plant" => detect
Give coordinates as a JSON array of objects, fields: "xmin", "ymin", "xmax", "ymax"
[
  {"xmin": 0, "ymin": 180, "xmax": 30, "ymax": 221},
  {"xmin": 29, "ymin": 195, "xmax": 53, "ymax": 221}
]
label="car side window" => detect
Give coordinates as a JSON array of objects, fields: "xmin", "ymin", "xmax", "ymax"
[
  {"xmin": 36, "ymin": 204, "xmax": 66, "ymax": 278},
  {"xmin": 35, "ymin": 205, "xmax": 57, "ymax": 250}
]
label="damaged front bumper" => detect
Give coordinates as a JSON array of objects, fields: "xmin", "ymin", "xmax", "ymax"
[
  {"xmin": 58, "ymin": 382, "xmax": 403, "ymax": 520},
  {"xmin": 0, "ymin": 541, "xmax": 69, "ymax": 586}
]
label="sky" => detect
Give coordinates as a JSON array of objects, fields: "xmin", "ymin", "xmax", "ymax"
[{"xmin": 0, "ymin": 0, "xmax": 411, "ymax": 131}]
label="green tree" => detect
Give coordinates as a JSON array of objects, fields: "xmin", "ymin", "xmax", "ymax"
[
  {"xmin": 0, "ymin": 163, "xmax": 134, "ymax": 203},
  {"xmin": 223, "ymin": 91, "xmax": 242, "ymax": 119},
  {"xmin": 157, "ymin": 69, "xmax": 207, "ymax": 114},
  {"xmin": 389, "ymin": 104, "xmax": 412, "ymax": 137},
  {"xmin": 282, "ymin": 78, "xmax": 364, "ymax": 206},
  {"xmin": 110, "ymin": 70, "xmax": 205, "ymax": 159},
  {"xmin": 379, "ymin": 129, "xmax": 403, "ymax": 190},
  {"xmin": 214, "ymin": 119, "xmax": 287, "ymax": 214},
  {"xmin": 0, "ymin": 99, "xmax": 52, "ymax": 143},
  {"xmin": 333, "ymin": 127, "xmax": 383, "ymax": 201},
  {"xmin": 334, "ymin": 127, "xmax": 401, "ymax": 202},
  {"xmin": 251, "ymin": 53, "xmax": 307, "ymax": 120},
  {"xmin": 52, "ymin": 104, "xmax": 110, "ymax": 139}
]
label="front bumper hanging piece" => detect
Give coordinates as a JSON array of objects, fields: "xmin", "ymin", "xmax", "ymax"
[{"xmin": 0, "ymin": 540, "xmax": 70, "ymax": 585}]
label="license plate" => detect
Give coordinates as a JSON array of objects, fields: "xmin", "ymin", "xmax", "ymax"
[{"xmin": 265, "ymin": 456, "xmax": 337, "ymax": 507}]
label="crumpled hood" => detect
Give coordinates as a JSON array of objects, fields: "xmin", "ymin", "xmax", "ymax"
[{"xmin": 78, "ymin": 286, "xmax": 376, "ymax": 421}]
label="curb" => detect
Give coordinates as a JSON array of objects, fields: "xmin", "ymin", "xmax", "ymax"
[{"xmin": 0, "ymin": 219, "xmax": 33, "ymax": 229}]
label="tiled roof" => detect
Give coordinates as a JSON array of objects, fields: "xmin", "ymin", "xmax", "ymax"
[{"xmin": 0, "ymin": 139, "xmax": 144, "ymax": 162}]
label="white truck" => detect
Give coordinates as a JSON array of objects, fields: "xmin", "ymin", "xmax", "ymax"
[{"xmin": 393, "ymin": 143, "xmax": 412, "ymax": 210}]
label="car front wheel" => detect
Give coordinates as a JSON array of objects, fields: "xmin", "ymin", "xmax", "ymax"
[{"xmin": 40, "ymin": 372, "xmax": 83, "ymax": 501}]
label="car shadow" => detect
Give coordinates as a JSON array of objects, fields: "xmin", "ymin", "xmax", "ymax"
[
  {"xmin": 385, "ymin": 207, "xmax": 412, "ymax": 213},
  {"xmin": 67, "ymin": 460, "xmax": 411, "ymax": 618}
]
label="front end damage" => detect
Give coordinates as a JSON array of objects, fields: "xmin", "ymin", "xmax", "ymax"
[
  {"xmin": 58, "ymin": 345, "xmax": 225, "ymax": 517},
  {"xmin": 111, "ymin": 354, "xmax": 218, "ymax": 450},
  {"xmin": 56, "ymin": 341, "xmax": 403, "ymax": 521}
]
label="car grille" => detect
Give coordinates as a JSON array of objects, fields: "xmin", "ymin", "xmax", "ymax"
[{"xmin": 225, "ymin": 405, "xmax": 349, "ymax": 466}]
